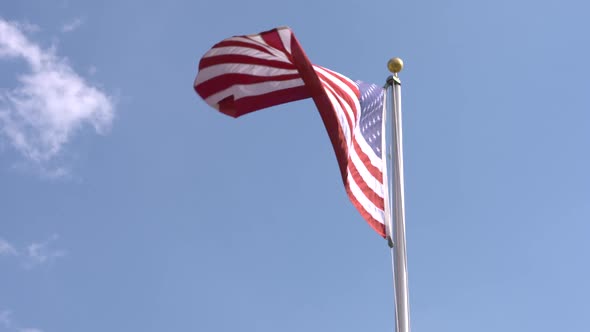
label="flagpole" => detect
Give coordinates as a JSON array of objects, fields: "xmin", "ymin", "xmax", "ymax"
[{"xmin": 385, "ymin": 57, "xmax": 410, "ymax": 332}]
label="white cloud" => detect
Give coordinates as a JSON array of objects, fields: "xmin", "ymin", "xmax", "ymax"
[
  {"xmin": 61, "ymin": 18, "xmax": 82, "ymax": 33},
  {"xmin": 24, "ymin": 234, "xmax": 66, "ymax": 268},
  {"xmin": 0, "ymin": 18, "xmax": 114, "ymax": 167},
  {"xmin": 0, "ymin": 239, "xmax": 18, "ymax": 256}
]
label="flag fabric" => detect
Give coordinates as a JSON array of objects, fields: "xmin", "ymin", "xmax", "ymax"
[{"xmin": 194, "ymin": 27, "xmax": 387, "ymax": 237}]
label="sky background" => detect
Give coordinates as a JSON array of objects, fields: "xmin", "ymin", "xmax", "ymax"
[{"xmin": 1, "ymin": 0, "xmax": 590, "ymax": 331}]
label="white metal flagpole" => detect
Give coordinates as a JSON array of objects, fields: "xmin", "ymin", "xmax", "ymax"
[{"xmin": 385, "ymin": 57, "xmax": 411, "ymax": 332}]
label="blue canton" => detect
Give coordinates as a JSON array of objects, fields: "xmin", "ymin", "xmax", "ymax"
[{"xmin": 356, "ymin": 81, "xmax": 384, "ymax": 157}]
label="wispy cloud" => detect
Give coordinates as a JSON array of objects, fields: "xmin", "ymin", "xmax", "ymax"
[
  {"xmin": 0, "ymin": 18, "xmax": 115, "ymax": 171},
  {"xmin": 61, "ymin": 18, "xmax": 83, "ymax": 33},
  {"xmin": 0, "ymin": 235, "xmax": 65, "ymax": 268},
  {"xmin": 0, "ymin": 239, "xmax": 18, "ymax": 256},
  {"xmin": 0, "ymin": 310, "xmax": 42, "ymax": 332},
  {"xmin": 23, "ymin": 234, "xmax": 66, "ymax": 268}
]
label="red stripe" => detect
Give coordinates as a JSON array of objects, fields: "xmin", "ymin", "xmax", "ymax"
[
  {"xmin": 352, "ymin": 138, "xmax": 383, "ymax": 180},
  {"xmin": 315, "ymin": 71, "xmax": 355, "ymax": 135},
  {"xmin": 316, "ymin": 65, "xmax": 360, "ymax": 104},
  {"xmin": 345, "ymin": 184, "xmax": 386, "ymax": 237},
  {"xmin": 259, "ymin": 29, "xmax": 292, "ymax": 61},
  {"xmin": 347, "ymin": 162, "xmax": 384, "ymax": 210},
  {"xmin": 195, "ymin": 73, "xmax": 302, "ymax": 100},
  {"xmin": 289, "ymin": 33, "xmax": 349, "ymax": 183},
  {"xmin": 315, "ymin": 68, "xmax": 360, "ymax": 121},
  {"xmin": 211, "ymin": 40, "xmax": 274, "ymax": 56},
  {"xmin": 212, "ymin": 85, "xmax": 311, "ymax": 118},
  {"xmin": 199, "ymin": 54, "xmax": 296, "ymax": 71},
  {"xmin": 318, "ymin": 85, "xmax": 354, "ymax": 141}
]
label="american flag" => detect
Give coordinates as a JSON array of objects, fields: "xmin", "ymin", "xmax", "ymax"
[{"xmin": 194, "ymin": 27, "xmax": 387, "ymax": 237}]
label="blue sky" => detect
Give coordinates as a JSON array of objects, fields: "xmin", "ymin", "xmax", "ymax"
[{"xmin": 1, "ymin": 0, "xmax": 590, "ymax": 331}]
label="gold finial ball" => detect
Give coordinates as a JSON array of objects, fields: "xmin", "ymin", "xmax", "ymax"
[{"xmin": 387, "ymin": 57, "xmax": 404, "ymax": 74}]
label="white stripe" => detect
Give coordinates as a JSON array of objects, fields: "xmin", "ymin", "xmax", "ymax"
[
  {"xmin": 223, "ymin": 36, "xmax": 288, "ymax": 61},
  {"xmin": 204, "ymin": 46, "xmax": 292, "ymax": 64},
  {"xmin": 277, "ymin": 28, "xmax": 292, "ymax": 54},
  {"xmin": 316, "ymin": 73, "xmax": 357, "ymax": 144},
  {"xmin": 195, "ymin": 63, "xmax": 298, "ymax": 86},
  {"xmin": 319, "ymin": 66, "xmax": 357, "ymax": 91},
  {"xmin": 313, "ymin": 66, "xmax": 360, "ymax": 121},
  {"xmin": 204, "ymin": 78, "xmax": 305, "ymax": 106},
  {"xmin": 239, "ymin": 35, "xmax": 289, "ymax": 61},
  {"xmin": 348, "ymin": 174, "xmax": 385, "ymax": 224},
  {"xmin": 349, "ymin": 143, "xmax": 384, "ymax": 198},
  {"xmin": 355, "ymin": 127, "xmax": 384, "ymax": 172},
  {"xmin": 320, "ymin": 83, "xmax": 352, "ymax": 148}
]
